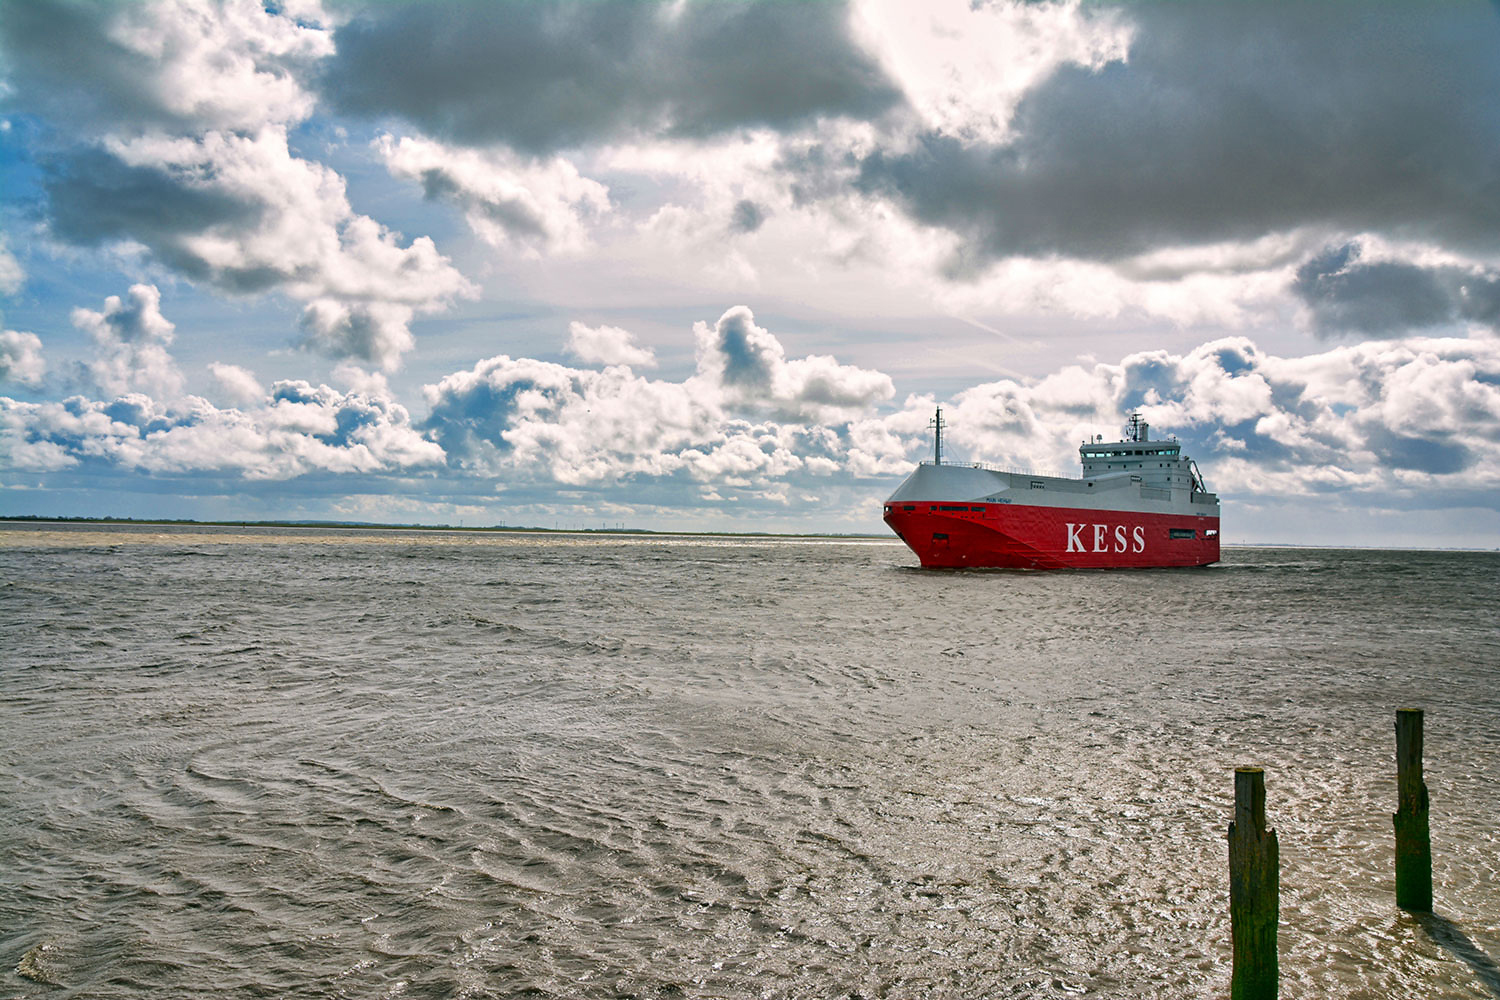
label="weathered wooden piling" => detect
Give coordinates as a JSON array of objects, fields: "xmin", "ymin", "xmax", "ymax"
[
  {"xmin": 1394, "ymin": 708, "xmax": 1432, "ymax": 912},
  {"xmin": 1229, "ymin": 766, "xmax": 1278, "ymax": 1000}
]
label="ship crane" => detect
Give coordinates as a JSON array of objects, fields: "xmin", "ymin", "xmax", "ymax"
[{"xmin": 1189, "ymin": 459, "xmax": 1209, "ymax": 495}]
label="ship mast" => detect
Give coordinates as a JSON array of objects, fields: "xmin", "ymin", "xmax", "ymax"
[{"xmin": 930, "ymin": 406, "xmax": 945, "ymax": 465}]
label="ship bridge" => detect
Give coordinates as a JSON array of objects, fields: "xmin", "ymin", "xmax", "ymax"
[{"xmin": 1080, "ymin": 414, "xmax": 1210, "ymax": 494}]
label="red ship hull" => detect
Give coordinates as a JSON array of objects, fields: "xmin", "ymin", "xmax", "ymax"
[{"xmin": 884, "ymin": 501, "xmax": 1220, "ymax": 569}]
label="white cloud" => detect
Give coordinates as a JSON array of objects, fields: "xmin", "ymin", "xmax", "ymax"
[
  {"xmin": 8, "ymin": 0, "xmax": 1500, "ymax": 404},
  {"xmin": 80, "ymin": 129, "xmax": 476, "ymax": 371},
  {"xmin": 423, "ymin": 306, "xmax": 902, "ymax": 492},
  {"xmin": 4, "ymin": 284, "xmax": 441, "ymax": 482},
  {"xmin": 0, "ymin": 234, "xmax": 23, "ymax": 295},
  {"xmin": 582, "ymin": 124, "xmax": 963, "ymax": 314},
  {"xmin": 566, "ymin": 321, "xmax": 656, "ymax": 368},
  {"xmin": 297, "ymin": 299, "xmax": 416, "ymax": 375},
  {"xmin": 377, "ymin": 134, "xmax": 610, "ymax": 256},
  {"xmin": 104, "ymin": 0, "xmax": 333, "ymax": 132},
  {"xmin": 0, "ymin": 330, "xmax": 46, "ymax": 387},
  {"xmin": 331, "ymin": 362, "xmax": 391, "ymax": 397},
  {"xmin": 208, "ymin": 361, "xmax": 264, "ymax": 406},
  {"xmin": 5, "ymin": 288, "xmax": 1499, "ymax": 537},
  {"xmin": 423, "ymin": 353, "xmax": 712, "ymax": 484},
  {"xmin": 946, "ymin": 332, "xmax": 1500, "ymax": 500},
  {"xmin": 1, "ymin": 0, "xmax": 333, "ymax": 134},
  {"xmin": 1, "ymin": 381, "xmax": 442, "ymax": 479},
  {"xmin": 851, "ymin": 0, "xmax": 1132, "ymax": 144},
  {"xmin": 70, "ymin": 284, "xmax": 184, "ymax": 398},
  {"xmin": 930, "ymin": 252, "xmax": 1296, "ymax": 330},
  {"xmin": 8, "ymin": 1, "xmax": 471, "ymax": 372},
  {"xmin": 693, "ymin": 306, "xmax": 894, "ymax": 421}
]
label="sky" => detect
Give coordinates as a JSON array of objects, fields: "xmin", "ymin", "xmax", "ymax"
[{"xmin": 2, "ymin": 0, "xmax": 1499, "ymax": 546}]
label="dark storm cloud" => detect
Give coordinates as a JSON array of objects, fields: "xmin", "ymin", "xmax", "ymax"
[
  {"xmin": 0, "ymin": 0, "xmax": 325, "ymax": 133},
  {"xmin": 1363, "ymin": 426, "xmax": 1474, "ymax": 475},
  {"xmin": 412, "ymin": 164, "xmax": 551, "ymax": 243},
  {"xmin": 1368, "ymin": 425, "xmax": 1470, "ymax": 476},
  {"xmin": 855, "ymin": 3, "xmax": 1500, "ymax": 267},
  {"xmin": 1, "ymin": 2, "xmax": 468, "ymax": 373},
  {"xmin": 1294, "ymin": 242, "xmax": 1500, "ymax": 338},
  {"xmin": 730, "ymin": 199, "xmax": 767, "ymax": 234},
  {"xmin": 474, "ymin": 197, "xmax": 550, "ymax": 241},
  {"xmin": 319, "ymin": 1, "xmax": 902, "ymax": 153},
  {"xmin": 42, "ymin": 148, "xmax": 272, "ymax": 286},
  {"xmin": 0, "ymin": 0, "xmax": 178, "ymax": 131}
]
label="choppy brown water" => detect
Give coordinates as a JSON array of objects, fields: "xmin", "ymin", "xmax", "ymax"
[{"xmin": 2, "ymin": 524, "xmax": 1498, "ymax": 998}]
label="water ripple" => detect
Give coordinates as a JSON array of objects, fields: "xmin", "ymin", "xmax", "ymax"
[{"xmin": 2, "ymin": 528, "xmax": 1498, "ymax": 997}]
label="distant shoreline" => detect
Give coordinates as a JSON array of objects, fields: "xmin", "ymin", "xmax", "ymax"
[{"xmin": 0, "ymin": 514, "xmax": 890, "ymax": 542}]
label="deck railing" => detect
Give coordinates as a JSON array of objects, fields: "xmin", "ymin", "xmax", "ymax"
[{"xmin": 920, "ymin": 460, "xmax": 1068, "ymax": 480}]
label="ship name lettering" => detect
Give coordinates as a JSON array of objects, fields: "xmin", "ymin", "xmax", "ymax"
[{"xmin": 1064, "ymin": 522, "xmax": 1149, "ymax": 554}]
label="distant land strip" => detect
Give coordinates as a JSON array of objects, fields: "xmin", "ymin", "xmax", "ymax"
[{"xmin": 0, "ymin": 515, "xmax": 889, "ymax": 541}]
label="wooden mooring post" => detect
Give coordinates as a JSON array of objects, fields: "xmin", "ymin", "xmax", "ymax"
[
  {"xmin": 1229, "ymin": 766, "xmax": 1278, "ymax": 999},
  {"xmin": 1394, "ymin": 708, "xmax": 1433, "ymax": 912}
]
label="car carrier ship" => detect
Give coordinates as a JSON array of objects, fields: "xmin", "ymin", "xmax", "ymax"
[{"xmin": 883, "ymin": 409, "xmax": 1220, "ymax": 569}]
